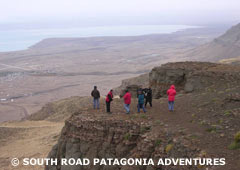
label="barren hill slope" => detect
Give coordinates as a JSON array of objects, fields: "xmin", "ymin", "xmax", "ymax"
[
  {"xmin": 0, "ymin": 120, "xmax": 64, "ymax": 170},
  {"xmin": 185, "ymin": 23, "xmax": 240, "ymax": 62},
  {"xmin": 45, "ymin": 62, "xmax": 240, "ymax": 170}
]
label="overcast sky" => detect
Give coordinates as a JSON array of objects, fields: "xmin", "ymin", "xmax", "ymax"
[{"xmin": 0, "ymin": 0, "xmax": 240, "ymax": 26}]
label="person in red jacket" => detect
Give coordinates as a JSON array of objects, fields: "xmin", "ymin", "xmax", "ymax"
[
  {"xmin": 167, "ymin": 85, "xmax": 176, "ymax": 112},
  {"xmin": 123, "ymin": 90, "xmax": 131, "ymax": 114},
  {"xmin": 106, "ymin": 90, "xmax": 113, "ymax": 113}
]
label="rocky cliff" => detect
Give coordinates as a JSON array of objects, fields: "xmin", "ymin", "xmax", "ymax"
[
  {"xmin": 149, "ymin": 62, "xmax": 240, "ymax": 98},
  {"xmin": 45, "ymin": 112, "xmax": 199, "ymax": 170},
  {"xmin": 115, "ymin": 62, "xmax": 240, "ymax": 99}
]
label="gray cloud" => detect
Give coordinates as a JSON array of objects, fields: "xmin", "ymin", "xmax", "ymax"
[{"xmin": 0, "ymin": 0, "xmax": 240, "ymax": 25}]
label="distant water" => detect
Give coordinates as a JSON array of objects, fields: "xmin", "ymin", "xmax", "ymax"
[{"xmin": 0, "ymin": 25, "xmax": 198, "ymax": 52}]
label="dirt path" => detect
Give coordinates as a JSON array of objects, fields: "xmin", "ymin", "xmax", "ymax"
[{"xmin": 0, "ymin": 63, "xmax": 32, "ymax": 71}]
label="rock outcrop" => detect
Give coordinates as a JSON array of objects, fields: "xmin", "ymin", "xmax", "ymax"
[
  {"xmin": 114, "ymin": 73, "xmax": 149, "ymax": 98},
  {"xmin": 149, "ymin": 62, "xmax": 240, "ymax": 98},
  {"xmin": 46, "ymin": 112, "xmax": 199, "ymax": 170}
]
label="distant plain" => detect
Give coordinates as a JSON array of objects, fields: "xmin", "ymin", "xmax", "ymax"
[{"xmin": 0, "ymin": 26, "xmax": 227, "ymax": 122}]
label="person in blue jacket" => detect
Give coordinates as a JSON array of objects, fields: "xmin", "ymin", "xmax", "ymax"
[{"xmin": 137, "ymin": 90, "xmax": 146, "ymax": 113}]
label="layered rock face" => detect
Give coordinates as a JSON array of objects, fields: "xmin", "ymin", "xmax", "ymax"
[
  {"xmin": 46, "ymin": 112, "xmax": 198, "ymax": 170},
  {"xmin": 149, "ymin": 62, "xmax": 240, "ymax": 98},
  {"xmin": 46, "ymin": 113, "xmax": 144, "ymax": 170}
]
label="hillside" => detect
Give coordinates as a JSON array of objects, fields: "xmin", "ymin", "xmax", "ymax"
[
  {"xmin": 44, "ymin": 62, "xmax": 240, "ymax": 170},
  {"xmin": 0, "ymin": 120, "xmax": 64, "ymax": 170},
  {"xmin": 186, "ymin": 23, "xmax": 240, "ymax": 62}
]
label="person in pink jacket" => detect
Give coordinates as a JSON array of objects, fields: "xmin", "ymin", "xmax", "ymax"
[
  {"xmin": 167, "ymin": 85, "xmax": 176, "ymax": 112},
  {"xmin": 123, "ymin": 90, "xmax": 131, "ymax": 114}
]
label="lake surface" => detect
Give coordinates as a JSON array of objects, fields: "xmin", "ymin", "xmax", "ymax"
[{"xmin": 0, "ymin": 25, "xmax": 198, "ymax": 52}]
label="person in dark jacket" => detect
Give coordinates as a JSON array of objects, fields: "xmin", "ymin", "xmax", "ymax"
[
  {"xmin": 105, "ymin": 90, "xmax": 113, "ymax": 113},
  {"xmin": 167, "ymin": 85, "xmax": 176, "ymax": 112},
  {"xmin": 138, "ymin": 90, "xmax": 146, "ymax": 113},
  {"xmin": 145, "ymin": 88, "xmax": 152, "ymax": 107},
  {"xmin": 91, "ymin": 86, "xmax": 100, "ymax": 109}
]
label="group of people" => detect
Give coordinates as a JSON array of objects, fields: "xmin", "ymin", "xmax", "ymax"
[
  {"xmin": 91, "ymin": 86, "xmax": 132, "ymax": 114},
  {"xmin": 91, "ymin": 84, "xmax": 176, "ymax": 114}
]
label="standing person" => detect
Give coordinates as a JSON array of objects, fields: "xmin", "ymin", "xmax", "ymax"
[
  {"xmin": 167, "ymin": 85, "xmax": 176, "ymax": 112},
  {"xmin": 123, "ymin": 90, "xmax": 131, "ymax": 114},
  {"xmin": 91, "ymin": 86, "xmax": 100, "ymax": 109},
  {"xmin": 138, "ymin": 90, "xmax": 146, "ymax": 113},
  {"xmin": 145, "ymin": 88, "xmax": 153, "ymax": 108},
  {"xmin": 105, "ymin": 90, "xmax": 113, "ymax": 113}
]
